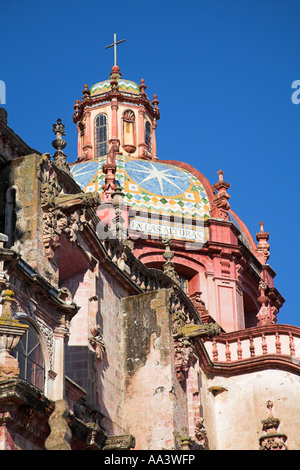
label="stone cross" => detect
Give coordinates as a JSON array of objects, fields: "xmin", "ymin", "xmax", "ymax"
[{"xmin": 105, "ymin": 34, "xmax": 126, "ymax": 67}]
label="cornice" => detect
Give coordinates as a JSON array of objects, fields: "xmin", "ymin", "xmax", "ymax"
[
  {"xmin": 2, "ymin": 249, "xmax": 79, "ymax": 320},
  {"xmin": 73, "ymin": 92, "xmax": 159, "ymax": 124}
]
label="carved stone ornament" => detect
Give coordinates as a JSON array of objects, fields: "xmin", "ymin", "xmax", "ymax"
[
  {"xmin": 162, "ymin": 236, "xmax": 179, "ymax": 284},
  {"xmin": 52, "ymin": 118, "xmax": 70, "ymax": 173},
  {"xmin": 37, "ymin": 154, "xmax": 101, "ymax": 258},
  {"xmin": 212, "ymin": 170, "xmax": 231, "ymax": 219},
  {"xmin": 44, "ymin": 399, "xmax": 72, "ymax": 450},
  {"xmin": 0, "ymin": 289, "xmax": 29, "ymax": 378},
  {"xmin": 172, "ymin": 309, "xmax": 220, "ymax": 340},
  {"xmin": 172, "ymin": 309, "xmax": 220, "ymax": 381},
  {"xmin": 259, "ymin": 400, "xmax": 288, "ymax": 450},
  {"xmin": 88, "ymin": 325, "xmax": 106, "ymax": 360},
  {"xmin": 37, "ymin": 153, "xmax": 61, "ymax": 209},
  {"xmin": 194, "ymin": 418, "xmax": 209, "ymax": 450},
  {"xmin": 172, "ymin": 310, "xmax": 196, "ymax": 381},
  {"xmin": 256, "ymin": 276, "xmax": 277, "ymax": 326},
  {"xmin": 103, "ymin": 434, "xmax": 135, "ymax": 450}
]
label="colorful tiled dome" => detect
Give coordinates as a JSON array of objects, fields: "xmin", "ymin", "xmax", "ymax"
[
  {"xmin": 70, "ymin": 156, "xmax": 211, "ymax": 244},
  {"xmin": 90, "ymin": 66, "xmax": 141, "ymax": 97}
]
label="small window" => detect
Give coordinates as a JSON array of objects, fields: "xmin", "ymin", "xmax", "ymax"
[
  {"xmin": 95, "ymin": 113, "xmax": 108, "ymax": 157},
  {"xmin": 179, "ymin": 277, "xmax": 189, "ymax": 295},
  {"xmin": 12, "ymin": 325, "xmax": 45, "ymax": 392},
  {"xmin": 145, "ymin": 121, "xmax": 152, "ymax": 151}
]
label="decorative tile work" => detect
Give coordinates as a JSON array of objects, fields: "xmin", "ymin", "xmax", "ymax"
[
  {"xmin": 90, "ymin": 79, "xmax": 141, "ymax": 96},
  {"xmin": 70, "ymin": 161, "xmax": 100, "ymax": 191},
  {"xmin": 97, "ymin": 155, "xmax": 210, "ymax": 218},
  {"xmin": 71, "ymin": 155, "xmax": 211, "ymax": 243},
  {"xmin": 101, "ymin": 156, "xmax": 210, "ymax": 242}
]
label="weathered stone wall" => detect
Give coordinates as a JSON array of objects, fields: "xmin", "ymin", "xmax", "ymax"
[
  {"xmin": 0, "ymin": 426, "xmax": 42, "ymax": 450},
  {"xmin": 120, "ymin": 289, "xmax": 189, "ymax": 450},
  {"xmin": 0, "ymin": 162, "xmax": 10, "ymax": 235},
  {"xmin": 64, "ymin": 265, "xmax": 130, "ymax": 437},
  {"xmin": 200, "ymin": 368, "xmax": 300, "ymax": 450},
  {"xmin": 3, "ymin": 154, "xmax": 58, "ymax": 284}
]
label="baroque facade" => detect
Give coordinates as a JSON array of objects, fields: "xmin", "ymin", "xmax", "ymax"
[{"xmin": 0, "ymin": 61, "xmax": 299, "ymax": 451}]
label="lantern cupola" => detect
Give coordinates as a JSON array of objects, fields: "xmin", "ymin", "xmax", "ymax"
[{"xmin": 73, "ymin": 64, "xmax": 160, "ymax": 162}]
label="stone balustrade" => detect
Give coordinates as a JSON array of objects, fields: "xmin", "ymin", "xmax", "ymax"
[{"xmin": 203, "ymin": 325, "xmax": 300, "ymax": 365}]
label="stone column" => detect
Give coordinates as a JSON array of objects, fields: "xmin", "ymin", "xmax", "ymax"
[
  {"xmin": 51, "ymin": 326, "xmax": 67, "ymax": 401},
  {"xmin": 83, "ymin": 110, "xmax": 93, "ymax": 159},
  {"xmin": 138, "ymin": 107, "xmax": 147, "ymax": 158},
  {"xmin": 110, "ymin": 100, "xmax": 120, "ymax": 151},
  {"xmin": 152, "ymin": 119, "xmax": 158, "ymax": 160}
]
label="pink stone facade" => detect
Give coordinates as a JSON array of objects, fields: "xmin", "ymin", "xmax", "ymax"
[{"xmin": 0, "ymin": 64, "xmax": 299, "ymax": 451}]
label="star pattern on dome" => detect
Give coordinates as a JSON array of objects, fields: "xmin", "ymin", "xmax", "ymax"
[
  {"xmin": 125, "ymin": 160, "xmax": 191, "ymax": 197},
  {"xmin": 70, "ymin": 161, "xmax": 99, "ymax": 190}
]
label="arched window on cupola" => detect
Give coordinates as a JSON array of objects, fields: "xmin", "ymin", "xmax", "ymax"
[
  {"xmin": 95, "ymin": 113, "xmax": 108, "ymax": 157},
  {"xmin": 145, "ymin": 121, "xmax": 152, "ymax": 152}
]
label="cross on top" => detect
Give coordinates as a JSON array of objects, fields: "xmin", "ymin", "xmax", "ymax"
[{"xmin": 105, "ymin": 34, "xmax": 126, "ymax": 67}]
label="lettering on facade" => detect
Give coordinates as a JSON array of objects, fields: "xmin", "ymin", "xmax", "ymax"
[{"xmin": 129, "ymin": 216, "xmax": 206, "ymax": 243}]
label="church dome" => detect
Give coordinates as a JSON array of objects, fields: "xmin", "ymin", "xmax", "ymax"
[
  {"xmin": 70, "ymin": 154, "xmax": 256, "ymax": 251},
  {"xmin": 89, "ymin": 65, "xmax": 141, "ymax": 97}
]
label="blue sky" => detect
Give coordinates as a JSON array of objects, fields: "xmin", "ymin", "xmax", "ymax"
[{"xmin": 1, "ymin": 0, "xmax": 299, "ymax": 326}]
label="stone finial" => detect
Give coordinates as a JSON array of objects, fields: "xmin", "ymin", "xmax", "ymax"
[
  {"xmin": 139, "ymin": 78, "xmax": 147, "ymax": 96},
  {"xmin": 256, "ymin": 274, "xmax": 276, "ymax": 326},
  {"xmin": 82, "ymin": 83, "xmax": 90, "ymax": 99},
  {"xmin": 212, "ymin": 170, "xmax": 231, "ymax": 219},
  {"xmin": 110, "ymin": 74, "xmax": 119, "ymax": 93},
  {"xmin": 162, "ymin": 236, "xmax": 174, "ymax": 263},
  {"xmin": 45, "ymin": 399, "xmax": 72, "ymax": 450},
  {"xmin": 73, "ymin": 99, "xmax": 80, "ymax": 115},
  {"xmin": 0, "ymin": 289, "xmax": 29, "ymax": 378},
  {"xmin": 52, "ymin": 119, "xmax": 69, "ymax": 172},
  {"xmin": 1, "ymin": 289, "xmax": 15, "ymax": 319},
  {"xmin": 259, "ymin": 400, "xmax": 287, "ymax": 450},
  {"xmin": 109, "ymin": 64, "xmax": 122, "ymax": 79},
  {"xmin": 102, "ymin": 146, "xmax": 117, "ymax": 202},
  {"xmin": 52, "ymin": 118, "xmax": 67, "ymax": 151},
  {"xmin": 111, "ymin": 186, "xmax": 126, "ymax": 239},
  {"xmin": 256, "ymin": 221, "xmax": 270, "ymax": 264},
  {"xmin": 152, "ymin": 94, "xmax": 159, "ymax": 110},
  {"xmin": 111, "ymin": 186, "xmax": 125, "ymax": 209},
  {"xmin": 162, "ymin": 236, "xmax": 179, "ymax": 284}
]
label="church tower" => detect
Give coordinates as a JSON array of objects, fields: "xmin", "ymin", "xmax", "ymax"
[
  {"xmin": 70, "ymin": 36, "xmax": 285, "ymax": 336},
  {"xmin": 2, "ymin": 34, "xmax": 300, "ymax": 452},
  {"xmin": 72, "ymin": 36, "xmax": 160, "ymax": 163}
]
